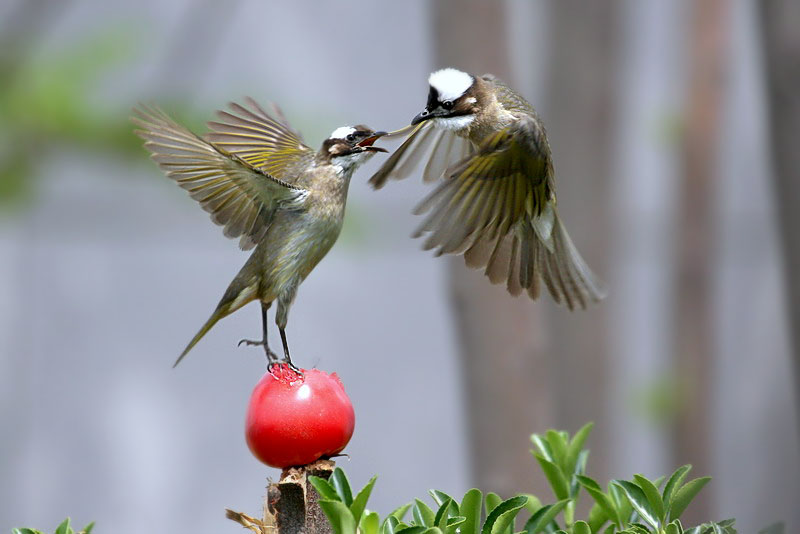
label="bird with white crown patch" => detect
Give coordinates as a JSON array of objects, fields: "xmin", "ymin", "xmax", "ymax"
[
  {"xmin": 133, "ymin": 99, "xmax": 387, "ymax": 367},
  {"xmin": 370, "ymin": 68, "xmax": 606, "ymax": 310}
]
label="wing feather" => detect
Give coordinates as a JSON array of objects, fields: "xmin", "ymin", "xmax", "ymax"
[
  {"xmin": 369, "ymin": 123, "xmax": 472, "ymax": 188},
  {"xmin": 132, "ymin": 105, "xmax": 308, "ymax": 250},
  {"xmin": 205, "ymin": 98, "xmax": 314, "ymax": 184},
  {"xmin": 412, "ymin": 114, "xmax": 604, "ymax": 309}
]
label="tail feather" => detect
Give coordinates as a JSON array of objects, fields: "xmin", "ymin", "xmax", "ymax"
[
  {"xmin": 173, "ymin": 277, "xmax": 259, "ymax": 367},
  {"xmin": 174, "ymin": 311, "xmax": 225, "ymax": 367},
  {"xmin": 460, "ymin": 208, "xmax": 606, "ymax": 309}
]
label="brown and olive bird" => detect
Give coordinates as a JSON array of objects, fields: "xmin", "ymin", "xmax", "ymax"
[
  {"xmin": 132, "ymin": 100, "xmax": 386, "ymax": 367},
  {"xmin": 370, "ymin": 68, "xmax": 605, "ymax": 310}
]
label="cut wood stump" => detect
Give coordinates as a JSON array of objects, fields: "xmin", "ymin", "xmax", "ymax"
[{"xmin": 227, "ymin": 459, "xmax": 335, "ymax": 534}]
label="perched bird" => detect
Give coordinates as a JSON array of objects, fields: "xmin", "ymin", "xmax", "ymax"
[
  {"xmin": 370, "ymin": 68, "xmax": 605, "ymax": 310},
  {"xmin": 132, "ymin": 99, "xmax": 386, "ymax": 367}
]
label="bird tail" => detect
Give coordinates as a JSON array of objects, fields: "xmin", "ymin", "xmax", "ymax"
[
  {"xmin": 173, "ymin": 278, "xmax": 259, "ymax": 367},
  {"xmin": 463, "ymin": 203, "xmax": 606, "ymax": 310},
  {"xmin": 530, "ymin": 205, "xmax": 607, "ymax": 309},
  {"xmin": 174, "ymin": 311, "xmax": 225, "ymax": 368}
]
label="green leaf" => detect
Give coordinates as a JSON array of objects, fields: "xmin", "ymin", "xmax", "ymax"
[
  {"xmin": 577, "ymin": 476, "xmax": 618, "ymax": 525},
  {"xmin": 350, "ymin": 475, "xmax": 378, "ymax": 525},
  {"xmin": 383, "ymin": 516, "xmax": 401, "ymax": 534},
  {"xmin": 588, "ymin": 502, "xmax": 609, "ymax": 533},
  {"xmin": 482, "ymin": 496, "xmax": 529, "ymax": 534},
  {"xmin": 633, "ymin": 474, "xmax": 665, "ymax": 522},
  {"xmin": 396, "ymin": 527, "xmax": 430, "ymax": 534},
  {"xmin": 430, "ymin": 490, "xmax": 456, "ymax": 508},
  {"xmin": 573, "ymin": 521, "xmax": 591, "ymax": 534},
  {"xmin": 361, "ymin": 511, "xmax": 381, "ymax": 534},
  {"xmin": 662, "ymin": 465, "xmax": 691, "ymax": 508},
  {"xmin": 546, "ymin": 430, "xmax": 569, "ymax": 470},
  {"xmin": 665, "ymin": 521, "xmax": 681, "ymax": 534},
  {"xmin": 669, "ymin": 477, "xmax": 710, "ymax": 520},
  {"xmin": 414, "ymin": 499, "xmax": 436, "ymax": 527},
  {"xmin": 309, "ymin": 476, "xmax": 341, "ymax": 502},
  {"xmin": 626, "ymin": 524, "xmax": 651, "ymax": 534},
  {"xmin": 608, "ymin": 483, "xmax": 633, "ymax": 526},
  {"xmin": 603, "ymin": 525, "xmax": 616, "ymax": 534},
  {"xmin": 612, "ymin": 480, "xmax": 658, "ymax": 529},
  {"xmin": 331, "ymin": 468, "xmax": 354, "ymax": 507},
  {"xmin": 569, "ymin": 450, "xmax": 590, "ymax": 497},
  {"xmin": 523, "ymin": 499, "xmax": 569, "ymax": 534},
  {"xmin": 531, "ymin": 433, "xmax": 555, "ymax": 462},
  {"xmin": 535, "ymin": 454, "xmax": 569, "ymax": 500},
  {"xmin": 12, "ymin": 530, "xmax": 42, "ymax": 534},
  {"xmin": 81, "ymin": 522, "xmax": 95, "ymax": 534},
  {"xmin": 389, "ymin": 504, "xmax": 413, "ymax": 522},
  {"xmin": 434, "ymin": 498, "xmax": 453, "ymax": 530},
  {"xmin": 565, "ymin": 423, "xmax": 594, "ymax": 474},
  {"xmin": 485, "ymin": 492, "xmax": 503, "ymax": 515},
  {"xmin": 55, "ymin": 518, "xmax": 72, "ymax": 534},
  {"xmin": 521, "ymin": 494, "xmax": 542, "ymax": 515},
  {"xmin": 459, "ymin": 489, "xmax": 483, "ymax": 534},
  {"xmin": 319, "ymin": 500, "xmax": 357, "ymax": 534},
  {"xmin": 348, "ymin": 484, "xmax": 378, "ymax": 526}
]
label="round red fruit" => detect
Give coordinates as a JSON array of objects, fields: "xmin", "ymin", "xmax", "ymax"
[{"xmin": 245, "ymin": 364, "xmax": 355, "ymax": 468}]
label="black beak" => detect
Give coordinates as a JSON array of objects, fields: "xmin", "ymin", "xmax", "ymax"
[
  {"xmin": 411, "ymin": 108, "xmax": 433, "ymax": 126},
  {"xmin": 357, "ymin": 131, "xmax": 389, "ymax": 152}
]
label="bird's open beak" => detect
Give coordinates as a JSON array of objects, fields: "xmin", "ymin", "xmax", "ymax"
[{"xmin": 357, "ymin": 131, "xmax": 388, "ymax": 152}]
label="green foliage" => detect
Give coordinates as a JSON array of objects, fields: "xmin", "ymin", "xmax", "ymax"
[
  {"xmin": 311, "ymin": 424, "xmax": 752, "ymax": 534},
  {"xmin": 12, "ymin": 518, "xmax": 94, "ymax": 534}
]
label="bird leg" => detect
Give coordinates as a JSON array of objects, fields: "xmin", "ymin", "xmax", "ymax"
[
  {"xmin": 238, "ymin": 302, "xmax": 279, "ymax": 363},
  {"xmin": 279, "ymin": 327, "xmax": 302, "ymax": 374}
]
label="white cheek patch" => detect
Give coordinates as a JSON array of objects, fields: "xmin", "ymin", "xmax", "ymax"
[
  {"xmin": 433, "ymin": 115, "xmax": 475, "ymax": 131},
  {"xmin": 429, "ymin": 68, "xmax": 473, "ymax": 102},
  {"xmin": 329, "ymin": 126, "xmax": 356, "ymax": 139}
]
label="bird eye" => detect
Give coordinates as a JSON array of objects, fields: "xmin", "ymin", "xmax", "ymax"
[
  {"xmin": 442, "ymin": 101, "xmax": 453, "ymax": 110},
  {"xmin": 346, "ymin": 133, "xmax": 355, "ymax": 142}
]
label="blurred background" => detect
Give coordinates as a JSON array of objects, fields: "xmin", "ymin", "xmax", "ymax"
[{"xmin": 1, "ymin": 0, "xmax": 798, "ymax": 532}]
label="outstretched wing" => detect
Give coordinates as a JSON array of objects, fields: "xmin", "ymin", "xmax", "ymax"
[
  {"xmin": 132, "ymin": 105, "xmax": 309, "ymax": 250},
  {"xmin": 368, "ymin": 122, "xmax": 473, "ymax": 189},
  {"xmin": 204, "ymin": 98, "xmax": 315, "ymax": 184},
  {"xmin": 413, "ymin": 114, "xmax": 605, "ymax": 309}
]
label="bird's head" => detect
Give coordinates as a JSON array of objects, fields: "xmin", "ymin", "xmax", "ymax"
[
  {"xmin": 411, "ymin": 68, "xmax": 481, "ymax": 131},
  {"xmin": 320, "ymin": 125, "xmax": 387, "ymax": 171}
]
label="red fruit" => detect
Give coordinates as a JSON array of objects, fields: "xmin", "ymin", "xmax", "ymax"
[{"xmin": 245, "ymin": 364, "xmax": 355, "ymax": 468}]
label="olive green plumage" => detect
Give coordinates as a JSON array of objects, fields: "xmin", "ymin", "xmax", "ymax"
[
  {"xmin": 371, "ymin": 70, "xmax": 605, "ymax": 310},
  {"xmin": 132, "ymin": 100, "xmax": 385, "ymax": 365}
]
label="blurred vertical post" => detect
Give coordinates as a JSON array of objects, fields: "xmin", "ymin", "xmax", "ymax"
[
  {"xmin": 431, "ymin": 1, "xmax": 554, "ymax": 499},
  {"xmin": 673, "ymin": 0, "xmax": 729, "ymax": 523},
  {"xmin": 431, "ymin": 0, "xmax": 616, "ymax": 499},
  {"xmin": 759, "ymin": 0, "xmax": 800, "ymax": 426},
  {"xmin": 541, "ymin": 0, "xmax": 618, "ymax": 488}
]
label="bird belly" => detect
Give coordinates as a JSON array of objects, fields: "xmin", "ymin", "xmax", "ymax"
[{"xmin": 260, "ymin": 216, "xmax": 342, "ymax": 301}]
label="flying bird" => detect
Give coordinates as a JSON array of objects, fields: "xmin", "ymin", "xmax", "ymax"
[
  {"xmin": 370, "ymin": 68, "xmax": 605, "ymax": 310},
  {"xmin": 132, "ymin": 100, "xmax": 386, "ymax": 367}
]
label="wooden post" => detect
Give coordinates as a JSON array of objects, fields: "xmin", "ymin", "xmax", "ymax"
[{"xmin": 227, "ymin": 459, "xmax": 335, "ymax": 534}]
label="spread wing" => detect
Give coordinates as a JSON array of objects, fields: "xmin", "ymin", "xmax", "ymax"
[
  {"xmin": 132, "ymin": 105, "xmax": 309, "ymax": 250},
  {"xmin": 368, "ymin": 122, "xmax": 473, "ymax": 189},
  {"xmin": 413, "ymin": 115, "xmax": 605, "ymax": 309},
  {"xmin": 204, "ymin": 98, "xmax": 315, "ymax": 184}
]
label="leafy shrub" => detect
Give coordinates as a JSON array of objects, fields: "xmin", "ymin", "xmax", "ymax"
[
  {"xmin": 12, "ymin": 518, "xmax": 94, "ymax": 534},
  {"xmin": 309, "ymin": 423, "xmax": 743, "ymax": 534}
]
